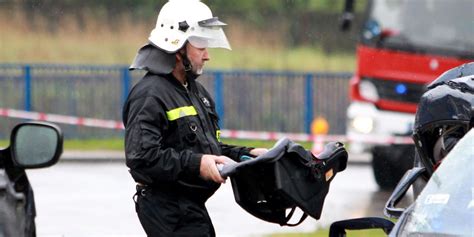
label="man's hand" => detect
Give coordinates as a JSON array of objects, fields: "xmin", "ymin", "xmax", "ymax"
[
  {"xmin": 200, "ymin": 155, "xmax": 234, "ymax": 183},
  {"xmin": 250, "ymin": 148, "xmax": 269, "ymax": 157}
]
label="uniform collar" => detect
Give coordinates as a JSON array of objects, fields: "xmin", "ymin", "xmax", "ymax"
[{"xmin": 164, "ymin": 73, "xmax": 198, "ymax": 92}]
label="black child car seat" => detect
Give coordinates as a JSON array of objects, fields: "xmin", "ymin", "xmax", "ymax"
[{"xmin": 219, "ymin": 138, "xmax": 348, "ymax": 226}]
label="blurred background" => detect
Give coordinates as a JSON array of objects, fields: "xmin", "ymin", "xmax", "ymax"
[
  {"xmin": 0, "ymin": 0, "xmax": 363, "ymax": 68},
  {"xmin": 0, "ymin": 1, "xmax": 376, "ymax": 236},
  {"xmin": 0, "ymin": 0, "xmax": 367, "ymax": 139}
]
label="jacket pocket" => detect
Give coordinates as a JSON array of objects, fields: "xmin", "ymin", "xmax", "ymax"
[{"xmin": 176, "ymin": 116, "xmax": 201, "ymax": 147}]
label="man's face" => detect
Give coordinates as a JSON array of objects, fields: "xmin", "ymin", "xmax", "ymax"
[{"xmin": 185, "ymin": 43, "xmax": 210, "ymax": 75}]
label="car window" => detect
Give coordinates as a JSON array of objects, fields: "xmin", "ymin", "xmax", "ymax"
[{"xmin": 400, "ymin": 129, "xmax": 474, "ymax": 236}]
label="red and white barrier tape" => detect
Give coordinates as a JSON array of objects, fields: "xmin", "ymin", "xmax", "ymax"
[
  {"xmin": 0, "ymin": 108, "xmax": 413, "ymax": 144},
  {"xmin": 0, "ymin": 108, "xmax": 124, "ymax": 130}
]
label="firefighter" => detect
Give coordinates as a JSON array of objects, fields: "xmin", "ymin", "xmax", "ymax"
[{"xmin": 122, "ymin": 0, "xmax": 267, "ymax": 236}]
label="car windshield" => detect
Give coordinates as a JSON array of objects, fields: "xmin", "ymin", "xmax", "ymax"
[
  {"xmin": 366, "ymin": 0, "xmax": 474, "ymax": 57},
  {"xmin": 399, "ymin": 129, "xmax": 474, "ymax": 236}
]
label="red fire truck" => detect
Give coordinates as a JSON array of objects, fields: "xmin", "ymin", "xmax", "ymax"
[{"xmin": 341, "ymin": 0, "xmax": 474, "ymax": 189}]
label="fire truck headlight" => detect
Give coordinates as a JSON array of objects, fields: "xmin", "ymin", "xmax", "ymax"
[
  {"xmin": 359, "ymin": 80, "xmax": 379, "ymax": 102},
  {"xmin": 351, "ymin": 116, "xmax": 374, "ymax": 134}
]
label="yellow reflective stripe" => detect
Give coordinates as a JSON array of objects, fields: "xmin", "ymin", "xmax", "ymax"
[
  {"xmin": 216, "ymin": 130, "xmax": 221, "ymax": 142},
  {"xmin": 166, "ymin": 106, "xmax": 197, "ymax": 121}
]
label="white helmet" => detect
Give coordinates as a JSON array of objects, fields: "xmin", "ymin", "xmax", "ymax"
[{"xmin": 149, "ymin": 0, "xmax": 231, "ymax": 53}]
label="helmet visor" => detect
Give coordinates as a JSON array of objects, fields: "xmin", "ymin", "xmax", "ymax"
[
  {"xmin": 188, "ymin": 17, "xmax": 231, "ymax": 50},
  {"xmin": 198, "ymin": 17, "xmax": 227, "ymax": 27}
]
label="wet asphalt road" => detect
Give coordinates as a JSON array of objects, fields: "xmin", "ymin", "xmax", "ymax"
[{"xmin": 26, "ymin": 160, "xmax": 409, "ymax": 237}]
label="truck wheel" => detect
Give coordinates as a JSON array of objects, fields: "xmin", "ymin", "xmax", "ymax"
[{"xmin": 372, "ymin": 145, "xmax": 414, "ymax": 190}]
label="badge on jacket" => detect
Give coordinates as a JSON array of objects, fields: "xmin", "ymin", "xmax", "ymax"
[{"xmin": 201, "ymin": 97, "xmax": 211, "ymax": 107}]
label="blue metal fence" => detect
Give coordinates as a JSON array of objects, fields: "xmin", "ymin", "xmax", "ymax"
[{"xmin": 0, "ymin": 64, "xmax": 351, "ymax": 139}]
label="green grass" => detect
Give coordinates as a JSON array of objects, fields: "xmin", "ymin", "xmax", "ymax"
[
  {"xmin": 1, "ymin": 31, "xmax": 355, "ymax": 71},
  {"xmin": 207, "ymin": 46, "xmax": 355, "ymax": 72},
  {"xmin": 64, "ymin": 139, "xmax": 125, "ymax": 150},
  {"xmin": 0, "ymin": 140, "xmax": 8, "ymax": 149},
  {"xmin": 0, "ymin": 13, "xmax": 355, "ymax": 72}
]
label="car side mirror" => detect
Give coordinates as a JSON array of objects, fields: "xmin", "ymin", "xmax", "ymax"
[
  {"xmin": 10, "ymin": 122, "xmax": 63, "ymax": 168},
  {"xmin": 329, "ymin": 217, "xmax": 394, "ymax": 237},
  {"xmin": 384, "ymin": 167, "xmax": 426, "ymax": 218}
]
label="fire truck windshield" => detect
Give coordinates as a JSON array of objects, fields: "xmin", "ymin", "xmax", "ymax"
[{"xmin": 363, "ymin": 0, "xmax": 474, "ymax": 58}]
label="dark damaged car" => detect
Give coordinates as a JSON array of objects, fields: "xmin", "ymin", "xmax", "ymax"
[{"xmin": 0, "ymin": 122, "xmax": 62, "ymax": 237}]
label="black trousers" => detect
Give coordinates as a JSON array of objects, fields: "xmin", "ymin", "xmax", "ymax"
[{"xmin": 135, "ymin": 186, "xmax": 215, "ymax": 237}]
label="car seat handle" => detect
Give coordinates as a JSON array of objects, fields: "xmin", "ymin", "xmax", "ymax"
[{"xmin": 282, "ymin": 206, "xmax": 308, "ymax": 227}]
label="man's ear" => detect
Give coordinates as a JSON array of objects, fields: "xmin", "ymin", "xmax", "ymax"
[
  {"xmin": 175, "ymin": 52, "xmax": 182, "ymax": 62},
  {"xmin": 176, "ymin": 47, "xmax": 187, "ymax": 61}
]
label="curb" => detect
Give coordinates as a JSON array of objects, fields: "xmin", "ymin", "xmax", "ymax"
[
  {"xmin": 60, "ymin": 150, "xmax": 125, "ymax": 163},
  {"xmin": 347, "ymin": 153, "xmax": 372, "ymax": 166}
]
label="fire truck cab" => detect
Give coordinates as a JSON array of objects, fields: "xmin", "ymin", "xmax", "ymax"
[{"xmin": 342, "ymin": 0, "xmax": 474, "ymax": 189}]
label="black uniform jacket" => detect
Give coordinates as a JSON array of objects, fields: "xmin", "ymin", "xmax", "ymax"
[{"xmin": 123, "ymin": 72, "xmax": 252, "ymax": 202}]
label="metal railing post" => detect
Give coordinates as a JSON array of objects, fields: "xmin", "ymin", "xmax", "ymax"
[
  {"xmin": 304, "ymin": 73, "xmax": 314, "ymax": 134},
  {"xmin": 121, "ymin": 67, "xmax": 132, "ymax": 107},
  {"xmin": 24, "ymin": 65, "xmax": 32, "ymax": 111},
  {"xmin": 214, "ymin": 71, "xmax": 224, "ymax": 128}
]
